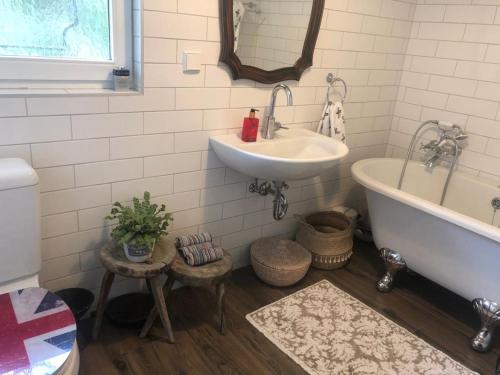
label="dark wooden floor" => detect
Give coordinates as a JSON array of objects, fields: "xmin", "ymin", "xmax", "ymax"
[{"xmin": 80, "ymin": 240, "xmax": 499, "ymax": 375}]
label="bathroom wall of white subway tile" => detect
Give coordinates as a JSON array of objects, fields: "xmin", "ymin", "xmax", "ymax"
[
  {"xmin": 0, "ymin": 0, "xmax": 416, "ymax": 296},
  {"xmin": 388, "ymin": 1, "xmax": 500, "ymax": 182}
]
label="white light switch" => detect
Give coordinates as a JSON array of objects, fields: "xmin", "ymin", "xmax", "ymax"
[{"xmin": 183, "ymin": 51, "xmax": 201, "ymax": 73}]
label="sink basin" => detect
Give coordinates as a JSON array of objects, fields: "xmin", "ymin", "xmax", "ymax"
[{"xmin": 209, "ymin": 129, "xmax": 349, "ymax": 181}]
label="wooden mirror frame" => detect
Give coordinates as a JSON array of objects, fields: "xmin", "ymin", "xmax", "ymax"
[{"xmin": 219, "ymin": 0, "xmax": 325, "ymax": 84}]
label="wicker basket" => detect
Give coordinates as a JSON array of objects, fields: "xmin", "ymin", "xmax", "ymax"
[
  {"xmin": 296, "ymin": 211, "xmax": 354, "ymax": 270},
  {"xmin": 250, "ymin": 238, "xmax": 311, "ymax": 287}
]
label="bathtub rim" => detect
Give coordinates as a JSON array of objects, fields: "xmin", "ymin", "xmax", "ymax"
[{"xmin": 351, "ymin": 157, "xmax": 500, "ymax": 244}]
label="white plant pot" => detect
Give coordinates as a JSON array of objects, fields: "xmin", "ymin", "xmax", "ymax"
[{"xmin": 123, "ymin": 242, "xmax": 154, "ymax": 263}]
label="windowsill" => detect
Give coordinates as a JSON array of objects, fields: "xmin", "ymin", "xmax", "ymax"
[{"xmin": 0, "ymin": 87, "xmax": 143, "ymax": 98}]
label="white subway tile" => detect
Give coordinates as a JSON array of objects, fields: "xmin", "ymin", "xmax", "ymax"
[
  {"xmin": 144, "ymin": 152, "xmax": 201, "ymax": 177},
  {"xmin": 40, "ymin": 255, "xmax": 80, "ymax": 282},
  {"xmin": 42, "ymin": 227, "xmax": 112, "ymax": 260},
  {"xmin": 144, "ymin": 11, "xmax": 207, "ymax": 40},
  {"xmin": 178, "ymin": 0, "xmax": 218, "ymax": 17},
  {"xmin": 176, "ymin": 88, "xmax": 231, "ymax": 110},
  {"xmin": 413, "ymin": 5, "xmax": 445, "ymax": 22},
  {"xmin": 174, "ymin": 168, "xmax": 226, "ymax": 193},
  {"xmin": 476, "ymin": 81, "xmax": 500, "ymax": 102},
  {"xmin": 78, "ymin": 205, "xmax": 114, "ymax": 231},
  {"xmin": 75, "ymin": 159, "xmax": 143, "ymax": 186},
  {"xmin": 37, "ymin": 166, "xmax": 75, "ymax": 192},
  {"xmin": 199, "ymin": 216, "xmax": 244, "ymax": 237},
  {"xmin": 0, "ymin": 98, "xmax": 26, "ymax": 117},
  {"xmin": 72, "ymin": 113, "xmax": 143, "ymax": 139},
  {"xmin": 109, "ymin": 88, "xmax": 175, "ymax": 112},
  {"xmin": 428, "ymin": 76, "xmax": 477, "ymax": 96},
  {"xmin": 172, "ymin": 205, "xmax": 223, "ymax": 229},
  {"xmin": 464, "ymin": 25, "xmax": 500, "ymax": 44},
  {"xmin": 154, "ymin": 190, "xmax": 200, "ymax": 212},
  {"xmin": 447, "ymin": 96, "xmax": 499, "ymax": 119},
  {"xmin": 222, "ymin": 196, "xmax": 266, "ymax": 218},
  {"xmin": 221, "ymin": 227, "xmax": 262, "ymax": 249},
  {"xmin": 41, "ymin": 185, "xmax": 111, "ymax": 216},
  {"xmin": 445, "ymin": 5, "xmax": 496, "ymax": 24},
  {"xmin": 144, "ymin": 38, "xmax": 177, "ymax": 63},
  {"xmin": 200, "ymin": 182, "xmax": 247, "ymax": 206},
  {"xmin": 112, "ymin": 175, "xmax": 174, "ymax": 202},
  {"xmin": 42, "ymin": 212, "xmax": 78, "ymax": 239},
  {"xmin": 175, "ymin": 130, "xmax": 225, "ymax": 152},
  {"xmin": 144, "ymin": 0, "xmax": 176, "ymax": 12},
  {"xmin": 111, "ymin": 134, "xmax": 174, "ymax": 159},
  {"xmin": 144, "ymin": 110, "xmax": 202, "ymax": 134},
  {"xmin": 436, "ymin": 41, "xmax": 487, "ymax": 61},
  {"xmin": 0, "ymin": 116, "xmax": 71, "ymax": 145},
  {"xmin": 27, "ymin": 96, "xmax": 108, "ymax": 116},
  {"xmin": 418, "ymin": 23, "xmax": 465, "ymax": 41},
  {"xmin": 326, "ymin": 11, "xmax": 363, "ymax": 32},
  {"xmin": 31, "ymin": 139, "xmax": 109, "ymax": 168},
  {"xmin": 144, "ymin": 64, "xmax": 205, "ymax": 87},
  {"xmin": 0, "ymin": 145, "xmax": 31, "ymax": 163}
]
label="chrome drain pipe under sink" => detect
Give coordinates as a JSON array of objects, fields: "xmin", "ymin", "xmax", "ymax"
[{"xmin": 249, "ymin": 179, "xmax": 289, "ymax": 220}]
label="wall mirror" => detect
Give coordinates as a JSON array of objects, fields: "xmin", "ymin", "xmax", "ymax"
[{"xmin": 219, "ymin": 0, "xmax": 325, "ymax": 84}]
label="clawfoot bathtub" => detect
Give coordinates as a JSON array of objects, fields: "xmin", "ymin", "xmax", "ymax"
[{"xmin": 352, "ymin": 158, "xmax": 500, "ymax": 352}]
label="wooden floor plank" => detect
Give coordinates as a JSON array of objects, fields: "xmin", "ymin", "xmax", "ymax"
[{"xmin": 80, "ymin": 240, "xmax": 498, "ymax": 375}]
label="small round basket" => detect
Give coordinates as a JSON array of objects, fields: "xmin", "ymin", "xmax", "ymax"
[
  {"xmin": 296, "ymin": 211, "xmax": 354, "ymax": 270},
  {"xmin": 250, "ymin": 238, "xmax": 311, "ymax": 287}
]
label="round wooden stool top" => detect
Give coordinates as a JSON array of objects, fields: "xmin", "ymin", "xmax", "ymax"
[
  {"xmin": 100, "ymin": 236, "xmax": 177, "ymax": 279},
  {"xmin": 169, "ymin": 250, "xmax": 233, "ymax": 287}
]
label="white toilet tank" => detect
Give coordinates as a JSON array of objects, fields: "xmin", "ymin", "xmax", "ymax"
[{"xmin": 0, "ymin": 158, "xmax": 41, "ymax": 285}]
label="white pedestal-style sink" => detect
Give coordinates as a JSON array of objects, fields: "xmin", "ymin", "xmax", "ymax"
[{"xmin": 209, "ymin": 129, "xmax": 349, "ymax": 181}]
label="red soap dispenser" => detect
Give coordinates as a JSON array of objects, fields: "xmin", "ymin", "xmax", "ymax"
[{"xmin": 241, "ymin": 108, "xmax": 260, "ymax": 142}]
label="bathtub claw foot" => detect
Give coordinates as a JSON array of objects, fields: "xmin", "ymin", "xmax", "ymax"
[
  {"xmin": 376, "ymin": 248, "xmax": 406, "ymax": 293},
  {"xmin": 471, "ymin": 298, "xmax": 500, "ymax": 353}
]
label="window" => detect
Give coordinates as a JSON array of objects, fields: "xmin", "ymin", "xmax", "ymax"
[{"xmin": 0, "ymin": 0, "xmax": 133, "ymax": 89}]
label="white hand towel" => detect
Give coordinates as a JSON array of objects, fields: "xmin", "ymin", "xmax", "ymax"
[
  {"xmin": 332, "ymin": 101, "xmax": 346, "ymax": 143},
  {"xmin": 317, "ymin": 101, "xmax": 346, "ymax": 143},
  {"xmin": 316, "ymin": 102, "xmax": 332, "ymax": 137}
]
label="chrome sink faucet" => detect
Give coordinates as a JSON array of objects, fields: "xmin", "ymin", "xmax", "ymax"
[{"xmin": 262, "ymin": 84, "xmax": 293, "ymax": 139}]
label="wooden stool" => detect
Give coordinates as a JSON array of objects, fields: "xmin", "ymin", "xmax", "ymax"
[
  {"xmin": 92, "ymin": 236, "xmax": 177, "ymax": 343},
  {"xmin": 141, "ymin": 250, "xmax": 233, "ymax": 339}
]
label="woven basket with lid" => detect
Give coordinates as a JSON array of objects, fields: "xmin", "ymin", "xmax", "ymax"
[
  {"xmin": 250, "ymin": 238, "xmax": 311, "ymax": 287},
  {"xmin": 296, "ymin": 211, "xmax": 354, "ymax": 270}
]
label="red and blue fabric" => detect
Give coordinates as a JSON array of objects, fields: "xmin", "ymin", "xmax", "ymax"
[{"xmin": 0, "ymin": 287, "xmax": 76, "ymax": 375}]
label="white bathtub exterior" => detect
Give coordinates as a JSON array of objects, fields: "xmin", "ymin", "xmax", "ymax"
[{"xmin": 352, "ymin": 158, "xmax": 500, "ymax": 304}]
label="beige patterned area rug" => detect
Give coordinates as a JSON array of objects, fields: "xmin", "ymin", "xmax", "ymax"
[{"xmin": 246, "ymin": 280, "xmax": 477, "ymax": 375}]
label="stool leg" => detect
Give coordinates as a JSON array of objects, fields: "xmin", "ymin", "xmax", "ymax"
[
  {"xmin": 140, "ymin": 276, "xmax": 175, "ymax": 338},
  {"xmin": 149, "ymin": 276, "xmax": 175, "ymax": 343},
  {"xmin": 216, "ymin": 282, "xmax": 226, "ymax": 335},
  {"xmin": 92, "ymin": 271, "xmax": 115, "ymax": 340}
]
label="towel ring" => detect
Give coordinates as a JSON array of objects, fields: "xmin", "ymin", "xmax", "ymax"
[{"xmin": 326, "ymin": 73, "xmax": 347, "ymax": 104}]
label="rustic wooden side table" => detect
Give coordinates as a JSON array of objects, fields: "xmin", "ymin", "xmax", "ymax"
[
  {"xmin": 92, "ymin": 236, "xmax": 177, "ymax": 343},
  {"xmin": 140, "ymin": 250, "xmax": 233, "ymax": 339}
]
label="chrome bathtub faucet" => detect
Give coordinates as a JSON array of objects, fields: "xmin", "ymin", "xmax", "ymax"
[
  {"xmin": 420, "ymin": 124, "xmax": 468, "ymax": 168},
  {"xmin": 262, "ymin": 84, "xmax": 293, "ymax": 140}
]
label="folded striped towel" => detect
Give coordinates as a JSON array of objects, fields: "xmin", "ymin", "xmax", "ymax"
[
  {"xmin": 178, "ymin": 242, "xmax": 224, "ymax": 266},
  {"xmin": 176, "ymin": 232, "xmax": 213, "ymax": 248}
]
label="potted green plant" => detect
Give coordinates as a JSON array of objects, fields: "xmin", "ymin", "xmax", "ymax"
[{"xmin": 106, "ymin": 191, "xmax": 173, "ymax": 262}]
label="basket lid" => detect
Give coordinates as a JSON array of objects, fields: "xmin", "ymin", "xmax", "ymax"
[{"xmin": 250, "ymin": 238, "xmax": 311, "ymax": 270}]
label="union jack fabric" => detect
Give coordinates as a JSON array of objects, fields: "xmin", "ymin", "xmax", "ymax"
[{"xmin": 0, "ymin": 287, "xmax": 76, "ymax": 375}]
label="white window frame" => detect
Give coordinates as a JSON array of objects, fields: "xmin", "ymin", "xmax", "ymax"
[{"xmin": 0, "ymin": 0, "xmax": 133, "ymax": 90}]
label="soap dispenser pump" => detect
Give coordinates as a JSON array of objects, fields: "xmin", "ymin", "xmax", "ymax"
[{"xmin": 241, "ymin": 108, "xmax": 260, "ymax": 142}]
